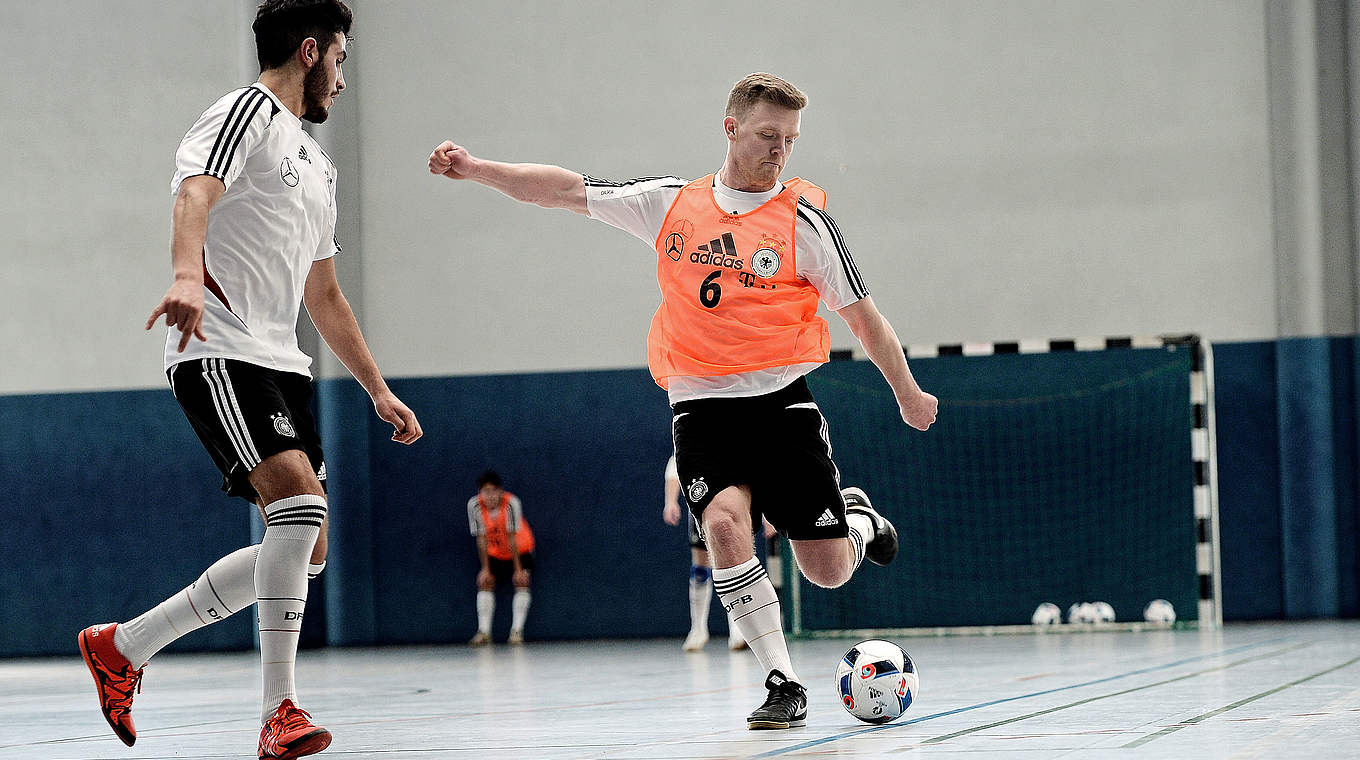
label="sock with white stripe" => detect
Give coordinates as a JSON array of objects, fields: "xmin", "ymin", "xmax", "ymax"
[
  {"xmin": 510, "ymin": 589, "xmax": 531, "ymax": 634},
  {"xmin": 713, "ymin": 557, "xmax": 798, "ymax": 683},
  {"xmin": 846, "ymin": 513, "xmax": 872, "ymax": 573},
  {"xmin": 476, "ymin": 590, "xmax": 494, "ymax": 635},
  {"xmin": 689, "ymin": 565, "xmax": 712, "ymax": 635},
  {"xmin": 257, "ymin": 494, "xmax": 325, "ymax": 722},
  {"xmin": 113, "ymin": 545, "xmax": 260, "ymax": 668}
]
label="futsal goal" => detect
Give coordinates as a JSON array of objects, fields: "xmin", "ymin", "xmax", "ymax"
[{"xmin": 783, "ymin": 335, "xmax": 1221, "ymax": 637}]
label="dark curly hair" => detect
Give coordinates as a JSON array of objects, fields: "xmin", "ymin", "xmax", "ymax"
[{"xmin": 252, "ymin": 0, "xmax": 353, "ymax": 72}]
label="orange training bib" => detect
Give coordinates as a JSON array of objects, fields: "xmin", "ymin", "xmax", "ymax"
[{"xmin": 647, "ymin": 175, "xmax": 830, "ymax": 389}]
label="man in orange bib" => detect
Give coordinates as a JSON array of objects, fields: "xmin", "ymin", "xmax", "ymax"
[
  {"xmin": 466, "ymin": 470, "xmax": 535, "ymax": 645},
  {"xmin": 428, "ymin": 73, "xmax": 937, "ymax": 729}
]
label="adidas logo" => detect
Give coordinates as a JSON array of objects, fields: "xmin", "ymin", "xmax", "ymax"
[
  {"xmin": 814, "ymin": 509, "xmax": 839, "ymax": 527},
  {"xmin": 298, "ymin": 144, "xmax": 310, "ymax": 163}
]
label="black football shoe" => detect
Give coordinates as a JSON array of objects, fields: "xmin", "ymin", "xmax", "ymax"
[
  {"xmin": 841, "ymin": 486, "xmax": 899, "ymax": 566},
  {"xmin": 747, "ymin": 670, "xmax": 807, "ymax": 729}
]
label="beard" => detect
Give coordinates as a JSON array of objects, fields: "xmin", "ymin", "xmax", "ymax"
[{"xmin": 301, "ymin": 61, "xmax": 332, "ymax": 124}]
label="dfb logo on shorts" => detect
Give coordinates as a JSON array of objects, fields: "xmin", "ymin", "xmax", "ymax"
[
  {"xmin": 271, "ymin": 413, "xmax": 297, "ymax": 438},
  {"xmin": 687, "ymin": 477, "xmax": 709, "ymax": 503}
]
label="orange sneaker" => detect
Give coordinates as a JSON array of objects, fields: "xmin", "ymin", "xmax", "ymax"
[
  {"xmin": 77, "ymin": 623, "xmax": 142, "ymax": 747},
  {"xmin": 258, "ymin": 699, "xmax": 332, "ymax": 759}
]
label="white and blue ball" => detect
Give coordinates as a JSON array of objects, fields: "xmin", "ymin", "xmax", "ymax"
[
  {"xmin": 1031, "ymin": 602, "xmax": 1062, "ymax": 626},
  {"xmin": 1091, "ymin": 601, "xmax": 1116, "ymax": 624},
  {"xmin": 1143, "ymin": 599, "xmax": 1176, "ymax": 624},
  {"xmin": 1068, "ymin": 602, "xmax": 1096, "ymax": 624},
  {"xmin": 836, "ymin": 639, "xmax": 918, "ymax": 724}
]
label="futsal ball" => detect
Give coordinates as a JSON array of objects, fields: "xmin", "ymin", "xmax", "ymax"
[
  {"xmin": 837, "ymin": 639, "xmax": 919, "ymax": 724},
  {"xmin": 1091, "ymin": 601, "xmax": 1116, "ymax": 623},
  {"xmin": 1068, "ymin": 602, "xmax": 1096, "ymax": 624},
  {"xmin": 1031, "ymin": 602, "xmax": 1062, "ymax": 626},
  {"xmin": 1143, "ymin": 599, "xmax": 1176, "ymax": 624}
]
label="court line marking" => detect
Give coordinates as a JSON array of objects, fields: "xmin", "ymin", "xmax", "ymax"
[
  {"xmin": 1121, "ymin": 653, "xmax": 1360, "ymax": 748},
  {"xmin": 914, "ymin": 642, "xmax": 1309, "ymax": 747},
  {"xmin": 749, "ymin": 635, "xmax": 1291, "ymax": 758}
]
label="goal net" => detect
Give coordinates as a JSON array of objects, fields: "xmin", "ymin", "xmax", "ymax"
[{"xmin": 784, "ymin": 336, "xmax": 1220, "ymax": 636}]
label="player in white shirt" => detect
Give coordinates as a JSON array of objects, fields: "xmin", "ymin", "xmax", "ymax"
[
  {"xmin": 79, "ymin": 4, "xmax": 419, "ymax": 759},
  {"xmin": 429, "ymin": 73, "xmax": 937, "ymax": 729}
]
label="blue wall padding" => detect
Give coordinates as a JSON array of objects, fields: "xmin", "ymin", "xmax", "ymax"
[
  {"xmin": 358, "ymin": 369, "xmax": 691, "ymax": 643},
  {"xmin": 0, "ymin": 388, "xmax": 254, "ymax": 657},
  {"xmin": 1329, "ymin": 338, "xmax": 1360, "ymax": 618},
  {"xmin": 1275, "ymin": 338, "xmax": 1342, "ymax": 618},
  {"xmin": 315, "ymin": 378, "xmax": 378, "ymax": 645},
  {"xmin": 6, "ymin": 339, "xmax": 1360, "ymax": 658},
  {"xmin": 1211, "ymin": 341, "xmax": 1285, "ymax": 619}
]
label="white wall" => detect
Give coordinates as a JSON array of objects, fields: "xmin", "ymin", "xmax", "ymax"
[
  {"xmin": 1, "ymin": 1, "xmax": 1276, "ymax": 392},
  {"xmin": 358, "ymin": 0, "xmax": 1273, "ymax": 378},
  {"xmin": 0, "ymin": 1, "xmax": 256, "ymax": 393}
]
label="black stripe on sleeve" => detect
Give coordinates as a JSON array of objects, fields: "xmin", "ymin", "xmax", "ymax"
[
  {"xmin": 797, "ymin": 198, "xmax": 867, "ymax": 298},
  {"xmin": 583, "ymin": 175, "xmax": 685, "ymax": 189},
  {"xmin": 205, "ymin": 89, "xmax": 267, "ymax": 179}
]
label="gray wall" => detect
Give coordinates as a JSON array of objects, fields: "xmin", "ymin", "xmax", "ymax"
[{"xmin": 0, "ymin": 1, "xmax": 1306, "ymax": 393}]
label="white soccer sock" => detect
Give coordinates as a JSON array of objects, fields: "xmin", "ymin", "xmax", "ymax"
[
  {"xmin": 307, "ymin": 561, "xmax": 326, "ymax": 580},
  {"xmin": 114, "ymin": 545, "xmax": 260, "ymax": 668},
  {"xmin": 713, "ymin": 557, "xmax": 798, "ymax": 683},
  {"xmin": 476, "ymin": 590, "xmax": 494, "ymax": 634},
  {"xmin": 511, "ymin": 589, "xmax": 531, "ymax": 634},
  {"xmin": 689, "ymin": 568, "xmax": 712, "ymax": 634},
  {"xmin": 256, "ymin": 495, "xmax": 326, "ymax": 722},
  {"xmin": 846, "ymin": 512, "xmax": 873, "ymax": 572}
]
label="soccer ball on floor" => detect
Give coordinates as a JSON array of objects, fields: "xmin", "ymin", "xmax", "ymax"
[
  {"xmin": 837, "ymin": 639, "xmax": 918, "ymax": 724},
  {"xmin": 1143, "ymin": 599, "xmax": 1176, "ymax": 624},
  {"xmin": 1031, "ymin": 602, "xmax": 1062, "ymax": 626},
  {"xmin": 1068, "ymin": 602, "xmax": 1096, "ymax": 624},
  {"xmin": 1091, "ymin": 601, "xmax": 1116, "ymax": 623}
]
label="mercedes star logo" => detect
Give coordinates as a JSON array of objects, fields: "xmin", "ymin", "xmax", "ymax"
[
  {"xmin": 664, "ymin": 232, "xmax": 685, "ymax": 261},
  {"xmin": 280, "ymin": 157, "xmax": 300, "ymax": 187}
]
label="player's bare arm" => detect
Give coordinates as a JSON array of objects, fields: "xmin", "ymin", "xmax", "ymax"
[
  {"xmin": 303, "ymin": 257, "xmax": 423, "ymax": 444},
  {"xmin": 663, "ymin": 474, "xmax": 683, "ymax": 525},
  {"xmin": 475, "ymin": 534, "xmax": 492, "ymax": 588},
  {"xmin": 836, "ymin": 296, "xmax": 938, "ymax": 431},
  {"xmin": 428, "ymin": 140, "xmax": 587, "ymax": 215},
  {"xmin": 148, "ymin": 175, "xmax": 225, "ymax": 351}
]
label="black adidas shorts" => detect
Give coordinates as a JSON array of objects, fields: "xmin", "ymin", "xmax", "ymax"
[
  {"xmin": 671, "ymin": 376, "xmax": 847, "ymax": 541},
  {"xmin": 488, "ymin": 553, "xmax": 535, "ymax": 583},
  {"xmin": 168, "ymin": 358, "xmax": 326, "ymax": 502}
]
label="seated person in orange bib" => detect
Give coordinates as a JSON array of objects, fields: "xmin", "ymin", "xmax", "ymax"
[
  {"xmin": 466, "ymin": 470, "xmax": 535, "ymax": 645},
  {"xmin": 428, "ymin": 73, "xmax": 937, "ymax": 729}
]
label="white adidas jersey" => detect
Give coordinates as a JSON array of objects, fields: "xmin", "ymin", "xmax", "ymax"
[
  {"xmin": 166, "ymin": 82, "xmax": 339, "ymax": 376},
  {"xmin": 585, "ymin": 173, "xmax": 868, "ymax": 403}
]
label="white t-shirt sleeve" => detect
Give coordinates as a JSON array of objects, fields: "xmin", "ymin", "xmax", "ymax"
[
  {"xmin": 314, "ymin": 157, "xmax": 340, "ymax": 262},
  {"xmin": 583, "ymin": 175, "xmax": 687, "ymax": 245},
  {"xmin": 505, "ymin": 495, "xmax": 523, "ymax": 534},
  {"xmin": 171, "ymin": 87, "xmax": 275, "ymax": 195},
  {"xmin": 467, "ymin": 497, "xmax": 484, "ymax": 536},
  {"xmin": 794, "ymin": 199, "xmax": 869, "ymax": 311},
  {"xmin": 664, "ymin": 455, "xmax": 678, "ymax": 482}
]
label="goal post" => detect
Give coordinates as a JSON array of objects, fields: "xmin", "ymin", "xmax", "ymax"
[{"xmin": 784, "ymin": 335, "xmax": 1221, "ymax": 637}]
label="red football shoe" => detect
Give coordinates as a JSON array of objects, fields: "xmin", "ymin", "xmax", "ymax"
[
  {"xmin": 258, "ymin": 699, "xmax": 332, "ymax": 759},
  {"xmin": 77, "ymin": 623, "xmax": 142, "ymax": 746}
]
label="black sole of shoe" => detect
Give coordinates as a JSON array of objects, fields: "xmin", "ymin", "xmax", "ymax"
[{"xmin": 748, "ymin": 718, "xmax": 807, "ymax": 729}]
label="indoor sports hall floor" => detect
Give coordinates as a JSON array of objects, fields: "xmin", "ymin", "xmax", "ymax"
[{"xmin": 3, "ymin": 620, "xmax": 1357, "ymax": 759}]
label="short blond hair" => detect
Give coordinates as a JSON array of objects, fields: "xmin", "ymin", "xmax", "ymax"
[{"xmin": 725, "ymin": 73, "xmax": 807, "ymax": 119}]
